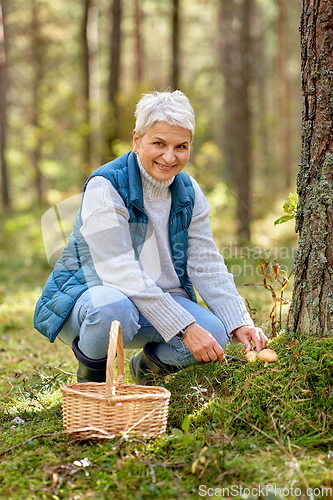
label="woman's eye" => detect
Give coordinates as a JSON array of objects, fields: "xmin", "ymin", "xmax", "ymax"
[
  {"xmin": 177, "ymin": 144, "xmax": 186, "ymax": 150},
  {"xmin": 154, "ymin": 142, "xmax": 163, "ymax": 146}
]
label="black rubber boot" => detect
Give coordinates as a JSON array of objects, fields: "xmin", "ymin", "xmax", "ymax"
[
  {"xmin": 72, "ymin": 337, "xmax": 107, "ymax": 383},
  {"xmin": 129, "ymin": 342, "xmax": 183, "ymax": 385}
]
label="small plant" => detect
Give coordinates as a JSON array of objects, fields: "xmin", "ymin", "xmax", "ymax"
[
  {"xmin": 241, "ymin": 193, "xmax": 297, "ymax": 337},
  {"xmin": 274, "ymin": 192, "xmax": 298, "ymax": 226},
  {"xmin": 245, "ymin": 253, "xmax": 290, "ymax": 337}
]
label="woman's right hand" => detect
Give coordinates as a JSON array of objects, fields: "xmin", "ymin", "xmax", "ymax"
[{"xmin": 182, "ymin": 323, "xmax": 225, "ymax": 363}]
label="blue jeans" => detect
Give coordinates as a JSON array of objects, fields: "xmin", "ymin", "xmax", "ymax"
[{"xmin": 58, "ymin": 286, "xmax": 228, "ymax": 367}]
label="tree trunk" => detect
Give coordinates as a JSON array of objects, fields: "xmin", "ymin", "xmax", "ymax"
[
  {"xmin": 109, "ymin": 0, "xmax": 121, "ymax": 107},
  {"xmin": 276, "ymin": 0, "xmax": 292, "ymax": 191},
  {"xmin": 171, "ymin": 0, "xmax": 179, "ymax": 90},
  {"xmin": 0, "ymin": 0, "xmax": 9, "ymax": 211},
  {"xmin": 253, "ymin": 2, "xmax": 270, "ymax": 182},
  {"xmin": 107, "ymin": 0, "xmax": 122, "ymax": 156},
  {"xmin": 31, "ymin": 0, "xmax": 44, "ymax": 204},
  {"xmin": 82, "ymin": 0, "xmax": 92, "ymax": 179},
  {"xmin": 134, "ymin": 0, "xmax": 143, "ymax": 85},
  {"xmin": 287, "ymin": 0, "xmax": 333, "ymax": 336},
  {"xmin": 82, "ymin": 0, "xmax": 100, "ymax": 179},
  {"xmin": 220, "ymin": 0, "xmax": 253, "ymax": 242}
]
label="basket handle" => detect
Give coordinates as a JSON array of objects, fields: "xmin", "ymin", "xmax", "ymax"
[{"xmin": 105, "ymin": 320, "xmax": 125, "ymax": 398}]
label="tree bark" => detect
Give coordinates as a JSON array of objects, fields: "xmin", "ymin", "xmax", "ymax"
[
  {"xmin": 220, "ymin": 0, "xmax": 253, "ymax": 242},
  {"xmin": 287, "ymin": 0, "xmax": 333, "ymax": 336},
  {"xmin": 0, "ymin": 0, "xmax": 9, "ymax": 210},
  {"xmin": 171, "ymin": 0, "xmax": 179, "ymax": 90}
]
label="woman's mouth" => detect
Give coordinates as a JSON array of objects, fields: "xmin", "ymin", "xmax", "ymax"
[{"xmin": 155, "ymin": 161, "xmax": 174, "ymax": 171}]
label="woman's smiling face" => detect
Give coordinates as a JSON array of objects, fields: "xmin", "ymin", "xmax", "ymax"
[{"xmin": 132, "ymin": 122, "xmax": 191, "ymax": 181}]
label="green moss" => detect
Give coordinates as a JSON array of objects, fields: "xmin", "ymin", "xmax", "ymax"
[
  {"xmin": 1, "ymin": 209, "xmax": 333, "ymax": 498},
  {"xmin": 191, "ymin": 331, "xmax": 333, "ymax": 446}
]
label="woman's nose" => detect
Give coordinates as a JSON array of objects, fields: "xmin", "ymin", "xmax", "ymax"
[{"xmin": 162, "ymin": 148, "xmax": 176, "ymax": 164}]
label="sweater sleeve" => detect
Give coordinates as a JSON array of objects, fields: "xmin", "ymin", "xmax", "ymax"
[
  {"xmin": 80, "ymin": 176, "xmax": 195, "ymax": 341},
  {"xmin": 187, "ymin": 178, "xmax": 253, "ymax": 335}
]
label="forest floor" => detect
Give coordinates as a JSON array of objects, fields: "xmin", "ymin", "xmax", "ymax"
[{"xmin": 0, "ymin": 209, "xmax": 332, "ymax": 500}]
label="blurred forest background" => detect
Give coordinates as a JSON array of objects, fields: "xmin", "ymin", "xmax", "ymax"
[
  {"xmin": 0, "ymin": 0, "xmax": 302, "ymax": 322},
  {"xmin": 0, "ymin": 0, "xmax": 302, "ymax": 229}
]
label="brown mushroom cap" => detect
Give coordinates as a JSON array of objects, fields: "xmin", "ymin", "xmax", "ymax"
[
  {"xmin": 256, "ymin": 348, "xmax": 278, "ymax": 363},
  {"xmin": 245, "ymin": 351, "xmax": 257, "ymax": 361}
]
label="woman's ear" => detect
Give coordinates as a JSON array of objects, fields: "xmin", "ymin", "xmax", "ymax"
[{"xmin": 132, "ymin": 130, "xmax": 140, "ymax": 153}]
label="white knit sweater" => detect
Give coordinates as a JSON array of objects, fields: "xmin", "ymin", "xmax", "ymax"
[{"xmin": 80, "ymin": 156, "xmax": 253, "ymax": 341}]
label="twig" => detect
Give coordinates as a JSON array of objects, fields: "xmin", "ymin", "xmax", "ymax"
[
  {"xmin": 54, "ymin": 367, "xmax": 76, "ymax": 376},
  {"xmin": 4, "ymin": 381, "xmax": 14, "ymax": 398},
  {"xmin": 0, "ymin": 431, "xmax": 66, "ymax": 457}
]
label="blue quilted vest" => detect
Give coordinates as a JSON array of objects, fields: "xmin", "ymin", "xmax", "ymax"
[{"xmin": 34, "ymin": 151, "xmax": 196, "ymax": 342}]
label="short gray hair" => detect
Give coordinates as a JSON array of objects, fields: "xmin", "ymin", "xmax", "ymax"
[{"xmin": 134, "ymin": 90, "xmax": 195, "ymax": 141}]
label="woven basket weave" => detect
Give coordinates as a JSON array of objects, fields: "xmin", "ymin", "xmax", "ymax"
[{"xmin": 61, "ymin": 320, "xmax": 171, "ymax": 440}]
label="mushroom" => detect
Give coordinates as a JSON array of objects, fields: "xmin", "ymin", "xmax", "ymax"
[
  {"xmin": 245, "ymin": 351, "xmax": 257, "ymax": 361},
  {"xmin": 256, "ymin": 348, "xmax": 278, "ymax": 367}
]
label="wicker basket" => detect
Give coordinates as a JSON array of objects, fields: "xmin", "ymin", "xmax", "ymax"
[{"xmin": 61, "ymin": 320, "xmax": 171, "ymax": 440}]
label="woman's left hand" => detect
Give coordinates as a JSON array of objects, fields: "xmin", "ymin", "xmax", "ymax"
[{"xmin": 231, "ymin": 325, "xmax": 268, "ymax": 353}]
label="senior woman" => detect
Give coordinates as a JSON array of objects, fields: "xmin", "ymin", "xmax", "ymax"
[{"xmin": 34, "ymin": 90, "xmax": 268, "ymax": 385}]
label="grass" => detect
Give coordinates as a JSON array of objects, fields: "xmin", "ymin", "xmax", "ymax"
[{"xmin": 0, "ymin": 208, "xmax": 332, "ymax": 500}]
